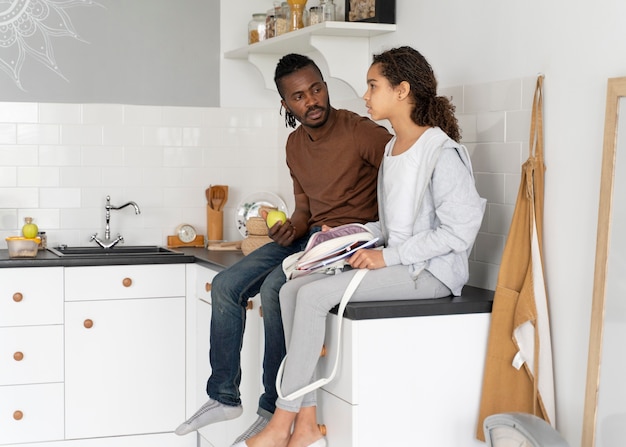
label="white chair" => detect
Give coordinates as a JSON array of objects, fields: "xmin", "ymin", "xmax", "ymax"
[{"xmin": 484, "ymin": 413, "xmax": 570, "ymax": 447}]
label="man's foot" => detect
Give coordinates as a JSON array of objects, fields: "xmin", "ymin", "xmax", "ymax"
[
  {"xmin": 231, "ymin": 415, "xmax": 270, "ymax": 445},
  {"xmin": 175, "ymin": 398, "xmax": 243, "ymax": 435}
]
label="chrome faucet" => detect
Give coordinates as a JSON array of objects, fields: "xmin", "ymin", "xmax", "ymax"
[{"xmin": 90, "ymin": 195, "xmax": 141, "ymax": 248}]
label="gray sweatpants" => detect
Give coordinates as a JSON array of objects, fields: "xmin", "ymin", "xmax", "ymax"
[{"xmin": 276, "ymin": 265, "xmax": 451, "ymax": 412}]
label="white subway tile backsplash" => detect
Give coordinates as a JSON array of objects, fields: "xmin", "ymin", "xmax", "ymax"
[
  {"xmin": 163, "ymin": 187, "xmax": 205, "ymax": 208},
  {"xmin": 476, "ymin": 112, "xmax": 506, "ymax": 142},
  {"xmin": 40, "ymin": 188, "xmax": 81, "ymax": 208},
  {"xmin": 506, "ymin": 109, "xmax": 532, "ymax": 142},
  {"xmin": 124, "ymin": 146, "xmax": 163, "ymax": 167},
  {"xmin": 0, "ymin": 209, "xmax": 17, "ymax": 230},
  {"xmin": 474, "ymin": 173, "xmax": 505, "ymax": 204},
  {"xmin": 17, "ymin": 124, "xmax": 60, "ymax": 145},
  {"xmin": 474, "ymin": 232, "xmax": 505, "ymax": 264},
  {"xmin": 143, "ymin": 126, "xmax": 183, "ymax": 147},
  {"xmin": 39, "ymin": 145, "xmax": 81, "ymax": 166},
  {"xmin": 83, "ymin": 104, "xmax": 124, "ymax": 126},
  {"xmin": 124, "ymin": 105, "xmax": 163, "ymax": 126},
  {"xmin": 81, "ymin": 146, "xmax": 124, "ymax": 167},
  {"xmin": 17, "ymin": 167, "xmax": 60, "ymax": 187},
  {"xmin": 103, "ymin": 125, "xmax": 143, "ymax": 146},
  {"xmin": 102, "ymin": 167, "xmax": 144, "ymax": 187},
  {"xmin": 458, "ymin": 114, "xmax": 477, "ymax": 143},
  {"xmin": 61, "ymin": 124, "xmax": 103, "ymax": 145},
  {"xmin": 505, "ymin": 173, "xmax": 522, "ymax": 204},
  {"xmin": 439, "ymin": 86, "xmax": 464, "ymax": 113},
  {"xmin": 0, "ymin": 188, "xmax": 38, "ymax": 208},
  {"xmin": 487, "ymin": 203, "xmax": 515, "ymax": 235},
  {"xmin": 141, "ymin": 167, "xmax": 183, "ymax": 187},
  {"xmin": 163, "ymin": 146, "xmax": 203, "ymax": 167},
  {"xmin": 0, "ymin": 146, "xmax": 38, "ymax": 166},
  {"xmin": 0, "ymin": 167, "xmax": 16, "ymax": 186},
  {"xmin": 39, "ymin": 103, "xmax": 82, "ymax": 124},
  {"xmin": 471, "ymin": 142, "xmax": 523, "ymax": 174},
  {"xmin": 464, "ymin": 79, "xmax": 522, "ymax": 113},
  {"xmin": 162, "ymin": 107, "xmax": 203, "ymax": 127},
  {"xmin": 60, "ymin": 167, "xmax": 102, "ymax": 187},
  {"xmin": 0, "ymin": 124, "xmax": 16, "ymax": 144},
  {"xmin": 0, "ymin": 103, "xmax": 38, "ymax": 123}
]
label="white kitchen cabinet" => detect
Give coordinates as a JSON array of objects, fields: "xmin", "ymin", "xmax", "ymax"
[
  {"xmin": 316, "ymin": 311, "xmax": 491, "ymax": 447},
  {"xmin": 64, "ymin": 264, "xmax": 186, "ymax": 440},
  {"xmin": 0, "ymin": 383, "xmax": 64, "ymax": 445},
  {"xmin": 224, "ymin": 21, "xmax": 396, "ymax": 94},
  {"xmin": 0, "ymin": 267, "xmax": 64, "ymax": 446},
  {"xmin": 187, "ymin": 264, "xmax": 263, "ymax": 447},
  {"xmin": 0, "ymin": 267, "xmax": 63, "ymax": 327}
]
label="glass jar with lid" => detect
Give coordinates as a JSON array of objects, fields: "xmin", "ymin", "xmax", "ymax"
[
  {"xmin": 265, "ymin": 8, "xmax": 276, "ymax": 38},
  {"xmin": 322, "ymin": 0, "xmax": 336, "ymax": 21},
  {"xmin": 248, "ymin": 13, "xmax": 267, "ymax": 44},
  {"xmin": 308, "ymin": 5, "xmax": 322, "ymax": 25}
]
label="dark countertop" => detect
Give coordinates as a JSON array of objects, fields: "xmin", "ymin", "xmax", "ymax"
[
  {"xmin": 0, "ymin": 246, "xmax": 494, "ymax": 320},
  {"xmin": 0, "ymin": 246, "xmax": 238, "ymax": 268}
]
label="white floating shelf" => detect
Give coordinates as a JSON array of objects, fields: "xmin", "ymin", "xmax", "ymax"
[{"xmin": 224, "ymin": 21, "xmax": 396, "ymax": 94}]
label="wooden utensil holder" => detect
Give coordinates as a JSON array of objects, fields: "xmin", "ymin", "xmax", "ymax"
[{"xmin": 207, "ymin": 206, "xmax": 224, "ymax": 241}]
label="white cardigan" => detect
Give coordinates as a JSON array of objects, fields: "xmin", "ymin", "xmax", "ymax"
[{"xmin": 365, "ymin": 127, "xmax": 486, "ymax": 296}]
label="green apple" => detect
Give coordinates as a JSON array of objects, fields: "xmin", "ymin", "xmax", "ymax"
[
  {"xmin": 266, "ymin": 210, "xmax": 287, "ymax": 228},
  {"xmin": 22, "ymin": 217, "xmax": 39, "ymax": 239}
]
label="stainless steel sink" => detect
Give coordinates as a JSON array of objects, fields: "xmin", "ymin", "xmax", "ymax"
[{"xmin": 48, "ymin": 245, "xmax": 184, "ymax": 257}]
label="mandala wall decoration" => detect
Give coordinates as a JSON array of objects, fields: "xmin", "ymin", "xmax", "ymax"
[{"xmin": 0, "ymin": 0, "xmax": 102, "ymax": 91}]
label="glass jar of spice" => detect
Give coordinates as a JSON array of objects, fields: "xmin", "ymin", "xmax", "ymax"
[
  {"xmin": 287, "ymin": 0, "xmax": 307, "ymax": 32},
  {"xmin": 266, "ymin": 8, "xmax": 276, "ymax": 38},
  {"xmin": 248, "ymin": 13, "xmax": 267, "ymax": 44},
  {"xmin": 308, "ymin": 6, "xmax": 322, "ymax": 25}
]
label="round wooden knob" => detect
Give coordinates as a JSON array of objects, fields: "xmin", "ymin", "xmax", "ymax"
[
  {"xmin": 13, "ymin": 292, "xmax": 23, "ymax": 302},
  {"xmin": 320, "ymin": 345, "xmax": 327, "ymax": 357},
  {"xmin": 13, "ymin": 351, "xmax": 24, "ymax": 361},
  {"xmin": 318, "ymin": 424, "xmax": 326, "ymax": 435},
  {"xmin": 246, "ymin": 301, "xmax": 254, "ymax": 310},
  {"xmin": 13, "ymin": 410, "xmax": 23, "ymax": 421},
  {"xmin": 84, "ymin": 319, "xmax": 94, "ymax": 329},
  {"xmin": 122, "ymin": 277, "xmax": 132, "ymax": 287},
  {"xmin": 205, "ymin": 282, "xmax": 212, "ymax": 292},
  {"xmin": 259, "ymin": 305, "xmax": 263, "ymax": 317}
]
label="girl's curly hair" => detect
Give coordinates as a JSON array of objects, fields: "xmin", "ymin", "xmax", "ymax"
[{"xmin": 372, "ymin": 46, "xmax": 461, "ymax": 142}]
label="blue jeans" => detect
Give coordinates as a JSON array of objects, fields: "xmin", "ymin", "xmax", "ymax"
[{"xmin": 206, "ymin": 231, "xmax": 315, "ymax": 415}]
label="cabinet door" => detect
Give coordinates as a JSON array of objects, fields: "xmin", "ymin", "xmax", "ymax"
[
  {"xmin": 0, "ymin": 383, "xmax": 64, "ymax": 445},
  {"xmin": 195, "ymin": 268, "xmax": 263, "ymax": 446},
  {"xmin": 0, "ymin": 325, "xmax": 63, "ymax": 386},
  {"xmin": 0, "ymin": 267, "xmax": 63, "ymax": 327},
  {"xmin": 65, "ymin": 297, "xmax": 185, "ymax": 439}
]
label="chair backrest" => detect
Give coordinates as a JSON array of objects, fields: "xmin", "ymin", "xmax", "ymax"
[{"xmin": 484, "ymin": 413, "xmax": 570, "ymax": 447}]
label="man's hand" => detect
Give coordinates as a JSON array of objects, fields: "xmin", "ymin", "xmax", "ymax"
[{"xmin": 261, "ymin": 210, "xmax": 297, "ymax": 247}]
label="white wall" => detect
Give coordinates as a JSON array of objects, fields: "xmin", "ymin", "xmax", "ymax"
[{"xmin": 220, "ymin": 1, "xmax": 626, "ymax": 446}]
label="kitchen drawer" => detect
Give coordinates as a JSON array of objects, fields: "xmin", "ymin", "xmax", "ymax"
[
  {"xmin": 65, "ymin": 264, "xmax": 186, "ymax": 301},
  {"xmin": 196, "ymin": 264, "xmax": 219, "ymax": 304},
  {"xmin": 0, "ymin": 325, "xmax": 63, "ymax": 386},
  {"xmin": 317, "ymin": 314, "xmax": 358, "ymax": 404},
  {"xmin": 0, "ymin": 383, "xmax": 64, "ymax": 445},
  {"xmin": 318, "ymin": 389, "xmax": 356, "ymax": 447},
  {"xmin": 0, "ymin": 267, "xmax": 63, "ymax": 327}
]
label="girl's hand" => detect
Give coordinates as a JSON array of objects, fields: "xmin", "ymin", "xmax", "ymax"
[{"xmin": 348, "ymin": 248, "xmax": 385, "ymax": 270}]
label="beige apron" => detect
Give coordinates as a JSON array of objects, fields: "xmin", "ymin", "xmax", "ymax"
[{"xmin": 476, "ymin": 75, "xmax": 556, "ymax": 440}]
